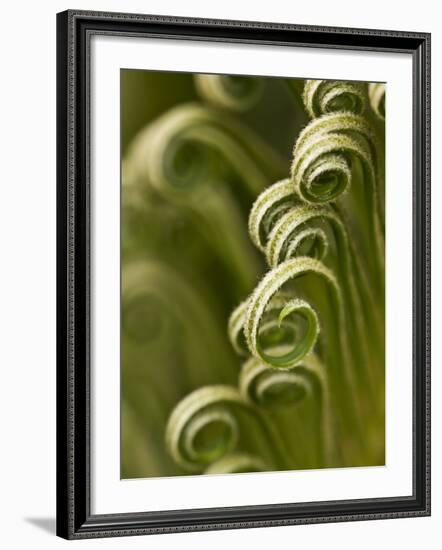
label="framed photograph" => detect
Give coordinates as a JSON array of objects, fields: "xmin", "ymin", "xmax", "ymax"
[{"xmin": 56, "ymin": 10, "xmax": 431, "ymax": 539}]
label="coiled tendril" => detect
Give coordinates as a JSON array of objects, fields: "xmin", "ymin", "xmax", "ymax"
[
  {"xmin": 165, "ymin": 386, "xmax": 243, "ymax": 472},
  {"xmin": 265, "ymin": 205, "xmax": 339, "ymax": 268},
  {"xmin": 240, "ymin": 356, "xmax": 314, "ymax": 408},
  {"xmin": 303, "ymin": 80, "xmax": 367, "ymax": 119},
  {"xmin": 243, "ymin": 258, "xmax": 336, "ymax": 368},
  {"xmin": 127, "ymin": 103, "xmax": 286, "ymax": 202},
  {"xmin": 228, "ymin": 292, "xmax": 311, "ymax": 363},
  {"xmin": 194, "ymin": 74, "xmax": 264, "ymax": 112},
  {"xmin": 166, "ymin": 385, "xmax": 287, "ymax": 472},
  {"xmin": 291, "ymin": 112, "xmax": 377, "ymax": 204}
]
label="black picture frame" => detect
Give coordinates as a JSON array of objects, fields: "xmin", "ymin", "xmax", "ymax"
[{"xmin": 56, "ymin": 9, "xmax": 431, "ymax": 539}]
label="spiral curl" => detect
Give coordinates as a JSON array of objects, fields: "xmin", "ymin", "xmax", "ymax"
[
  {"xmin": 229, "ymin": 293, "xmax": 309, "ymax": 365},
  {"xmin": 303, "ymin": 80, "xmax": 367, "ymax": 118},
  {"xmin": 291, "ymin": 112, "xmax": 378, "ymax": 205},
  {"xmin": 195, "ymin": 74, "xmax": 264, "ymax": 112},
  {"xmin": 243, "ymin": 258, "xmax": 334, "ymax": 368},
  {"xmin": 240, "ymin": 355, "xmax": 316, "ymax": 408},
  {"xmin": 265, "ymin": 205, "xmax": 342, "ymax": 268},
  {"xmin": 165, "ymin": 386, "xmax": 246, "ymax": 472},
  {"xmin": 127, "ymin": 103, "xmax": 286, "ymax": 202}
]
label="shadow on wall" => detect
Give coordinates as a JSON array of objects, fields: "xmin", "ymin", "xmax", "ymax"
[{"xmin": 24, "ymin": 517, "xmax": 56, "ymax": 535}]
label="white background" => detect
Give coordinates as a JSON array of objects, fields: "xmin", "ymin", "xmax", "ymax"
[{"xmin": 0, "ymin": 0, "xmax": 439, "ymax": 548}]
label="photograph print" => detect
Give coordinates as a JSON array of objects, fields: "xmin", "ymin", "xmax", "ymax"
[{"xmin": 120, "ymin": 70, "xmax": 386, "ymax": 480}]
